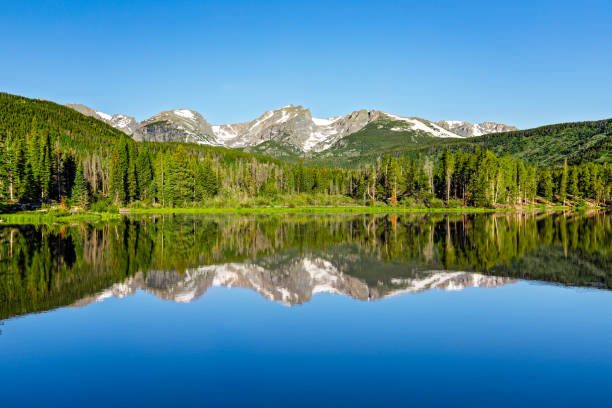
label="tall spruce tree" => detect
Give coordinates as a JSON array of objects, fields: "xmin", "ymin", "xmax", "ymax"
[
  {"xmin": 559, "ymin": 159, "xmax": 568, "ymax": 205},
  {"xmin": 568, "ymin": 166, "xmax": 580, "ymax": 198},
  {"xmin": 440, "ymin": 148, "xmax": 455, "ymax": 202},
  {"xmin": 39, "ymin": 132, "xmax": 52, "ymax": 200},
  {"xmin": 109, "ymin": 148, "xmax": 125, "ymax": 204},
  {"xmin": 71, "ymin": 164, "xmax": 89, "ymax": 208}
]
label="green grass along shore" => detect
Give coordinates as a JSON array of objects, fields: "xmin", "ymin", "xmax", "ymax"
[{"xmin": 0, "ymin": 205, "xmax": 601, "ymax": 224}]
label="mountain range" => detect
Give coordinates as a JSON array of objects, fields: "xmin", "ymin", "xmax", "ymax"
[{"xmin": 66, "ymin": 103, "xmax": 517, "ymax": 154}]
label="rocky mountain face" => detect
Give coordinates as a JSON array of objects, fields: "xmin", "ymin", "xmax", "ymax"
[
  {"xmin": 213, "ymin": 106, "xmax": 385, "ymax": 152},
  {"xmin": 435, "ymin": 120, "xmax": 518, "ymax": 137},
  {"xmin": 66, "ymin": 103, "xmax": 137, "ymax": 135},
  {"xmin": 66, "ymin": 102, "xmax": 517, "ymax": 152},
  {"xmin": 132, "ymin": 109, "xmax": 217, "ymax": 144},
  {"xmin": 72, "ymin": 256, "xmax": 514, "ymax": 307}
]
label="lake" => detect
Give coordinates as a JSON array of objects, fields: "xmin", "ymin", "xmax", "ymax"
[{"xmin": 1, "ymin": 211, "xmax": 611, "ymax": 407}]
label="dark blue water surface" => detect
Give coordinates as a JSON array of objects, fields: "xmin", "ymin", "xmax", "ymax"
[{"xmin": 0, "ymin": 212, "xmax": 610, "ymax": 407}]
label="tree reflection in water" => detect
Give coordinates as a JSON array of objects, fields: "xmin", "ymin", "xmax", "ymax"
[{"xmin": 0, "ymin": 211, "xmax": 610, "ymax": 320}]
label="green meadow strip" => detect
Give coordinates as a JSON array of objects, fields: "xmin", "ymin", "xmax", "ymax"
[
  {"xmin": 0, "ymin": 212, "xmax": 121, "ymax": 224},
  {"xmin": 2, "ymin": 205, "xmax": 605, "ymax": 225},
  {"xmin": 128, "ymin": 206, "xmax": 517, "ymax": 215}
]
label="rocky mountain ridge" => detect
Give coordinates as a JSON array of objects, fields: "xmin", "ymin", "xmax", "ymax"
[
  {"xmin": 132, "ymin": 108, "xmax": 217, "ymax": 144},
  {"xmin": 66, "ymin": 103, "xmax": 137, "ymax": 135},
  {"xmin": 436, "ymin": 120, "xmax": 518, "ymax": 137},
  {"xmin": 66, "ymin": 103, "xmax": 517, "ymax": 152}
]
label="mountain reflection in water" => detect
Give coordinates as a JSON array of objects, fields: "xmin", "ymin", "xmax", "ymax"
[
  {"xmin": 73, "ymin": 264, "xmax": 514, "ymax": 308},
  {"xmin": 0, "ymin": 211, "xmax": 610, "ymax": 319}
]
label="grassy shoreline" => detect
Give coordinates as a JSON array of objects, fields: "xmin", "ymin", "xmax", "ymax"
[
  {"xmin": 0, "ymin": 211, "xmax": 121, "ymax": 224},
  {"xmin": 127, "ymin": 206, "xmax": 513, "ymax": 215},
  {"xmin": 0, "ymin": 204, "xmax": 603, "ymax": 224}
]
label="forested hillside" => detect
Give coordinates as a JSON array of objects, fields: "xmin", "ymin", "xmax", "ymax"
[
  {"xmin": 0, "ymin": 92, "xmax": 610, "ymax": 210},
  {"xmin": 315, "ymin": 118, "xmax": 612, "ymax": 167},
  {"xmin": 454, "ymin": 119, "xmax": 612, "ymax": 166}
]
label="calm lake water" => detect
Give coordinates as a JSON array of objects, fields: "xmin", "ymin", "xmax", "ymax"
[{"xmin": 1, "ymin": 211, "xmax": 611, "ymax": 407}]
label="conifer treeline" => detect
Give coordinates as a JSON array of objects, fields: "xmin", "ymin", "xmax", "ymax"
[{"xmin": 1, "ymin": 120, "xmax": 611, "ymax": 208}]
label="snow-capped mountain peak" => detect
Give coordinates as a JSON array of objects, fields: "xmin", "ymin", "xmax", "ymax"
[{"xmin": 173, "ymin": 109, "xmax": 197, "ymax": 119}]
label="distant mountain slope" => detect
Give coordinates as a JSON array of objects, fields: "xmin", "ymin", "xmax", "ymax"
[
  {"xmin": 436, "ymin": 120, "xmax": 518, "ymax": 137},
  {"xmin": 313, "ymin": 117, "xmax": 454, "ymax": 160},
  {"xmin": 66, "ymin": 103, "xmax": 137, "ymax": 135},
  {"xmin": 306, "ymin": 118, "xmax": 612, "ymax": 167}
]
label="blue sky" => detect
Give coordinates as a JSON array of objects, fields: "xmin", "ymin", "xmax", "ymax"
[{"xmin": 1, "ymin": 0, "xmax": 610, "ymax": 128}]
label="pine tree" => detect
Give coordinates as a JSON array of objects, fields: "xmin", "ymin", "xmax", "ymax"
[
  {"xmin": 13, "ymin": 133, "xmax": 27, "ymax": 201},
  {"xmin": 559, "ymin": 159, "xmax": 568, "ymax": 205},
  {"xmin": 117, "ymin": 137, "xmax": 130, "ymax": 203},
  {"xmin": 127, "ymin": 143, "xmax": 139, "ymax": 201},
  {"xmin": 591, "ymin": 165, "xmax": 604, "ymax": 205},
  {"xmin": 568, "ymin": 166, "xmax": 580, "ymax": 198},
  {"xmin": 39, "ymin": 132, "xmax": 52, "ymax": 200},
  {"xmin": 539, "ymin": 169, "xmax": 554, "ymax": 202},
  {"xmin": 516, "ymin": 160, "xmax": 527, "ymax": 205},
  {"xmin": 203, "ymin": 157, "xmax": 218, "ymax": 196},
  {"xmin": 71, "ymin": 164, "xmax": 89, "ymax": 208},
  {"xmin": 109, "ymin": 148, "xmax": 125, "ymax": 204},
  {"xmin": 389, "ymin": 158, "xmax": 400, "ymax": 206},
  {"xmin": 440, "ymin": 148, "xmax": 455, "ymax": 202},
  {"xmin": 154, "ymin": 152, "xmax": 166, "ymax": 206},
  {"xmin": 136, "ymin": 149, "xmax": 153, "ymax": 200},
  {"xmin": 20, "ymin": 162, "xmax": 38, "ymax": 203},
  {"xmin": 579, "ymin": 165, "xmax": 591, "ymax": 198},
  {"xmin": 27, "ymin": 128, "xmax": 41, "ymax": 185},
  {"xmin": 194, "ymin": 160, "xmax": 206, "ymax": 202},
  {"xmin": 0, "ymin": 134, "xmax": 8, "ymax": 201}
]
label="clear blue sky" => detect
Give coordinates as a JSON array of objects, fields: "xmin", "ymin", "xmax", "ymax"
[{"xmin": 1, "ymin": 0, "xmax": 611, "ymax": 128}]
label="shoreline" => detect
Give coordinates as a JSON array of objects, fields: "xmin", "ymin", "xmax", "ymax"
[{"xmin": 0, "ymin": 205, "xmax": 604, "ymax": 224}]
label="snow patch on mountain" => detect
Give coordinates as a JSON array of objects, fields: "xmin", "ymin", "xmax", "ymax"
[
  {"xmin": 212, "ymin": 125, "xmax": 239, "ymax": 143},
  {"xmin": 174, "ymin": 109, "xmax": 195, "ymax": 119},
  {"xmin": 276, "ymin": 110, "xmax": 291, "ymax": 124},
  {"xmin": 95, "ymin": 111, "xmax": 112, "ymax": 121},
  {"xmin": 312, "ymin": 117, "xmax": 336, "ymax": 126},
  {"xmin": 384, "ymin": 113, "xmax": 463, "ymax": 138},
  {"xmin": 436, "ymin": 120, "xmax": 518, "ymax": 137}
]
